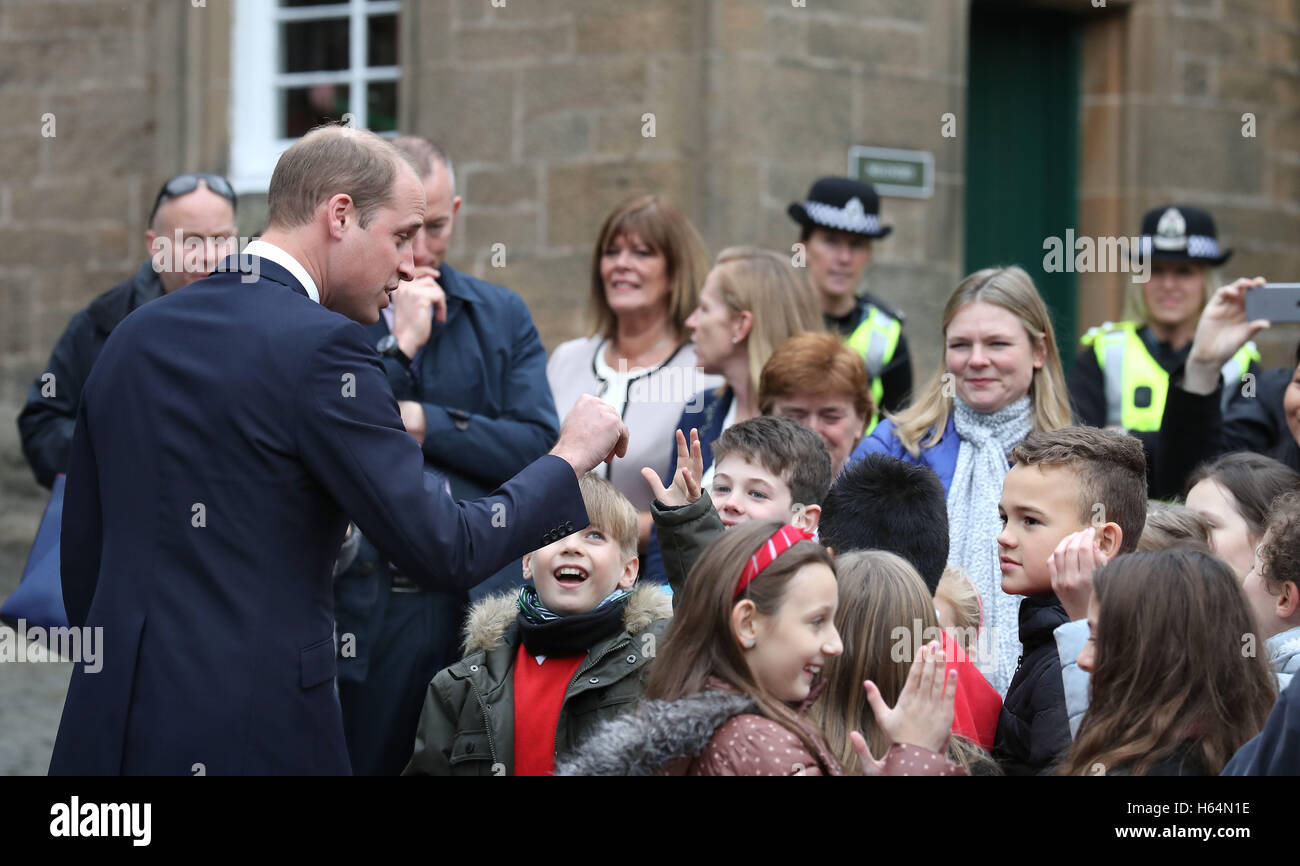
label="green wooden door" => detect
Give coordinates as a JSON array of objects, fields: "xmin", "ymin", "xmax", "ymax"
[{"xmin": 965, "ymin": 2, "xmax": 1081, "ymax": 371}]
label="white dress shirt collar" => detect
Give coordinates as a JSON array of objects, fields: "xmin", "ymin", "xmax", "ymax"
[{"xmin": 242, "ymin": 239, "xmax": 321, "ymax": 304}]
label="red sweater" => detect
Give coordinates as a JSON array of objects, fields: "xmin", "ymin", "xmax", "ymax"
[
  {"xmin": 512, "ymin": 644, "xmax": 585, "ymax": 776},
  {"xmin": 943, "ymin": 631, "xmax": 1002, "ymax": 750}
]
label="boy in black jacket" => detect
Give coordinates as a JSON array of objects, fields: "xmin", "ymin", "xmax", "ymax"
[{"xmin": 993, "ymin": 427, "xmax": 1147, "ymax": 775}]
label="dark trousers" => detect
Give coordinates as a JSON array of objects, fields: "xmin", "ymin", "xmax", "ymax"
[{"xmin": 339, "ymin": 589, "xmax": 465, "ymax": 776}]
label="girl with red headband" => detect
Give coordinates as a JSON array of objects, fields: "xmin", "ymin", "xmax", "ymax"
[{"xmin": 557, "ymin": 520, "xmax": 964, "ymax": 776}]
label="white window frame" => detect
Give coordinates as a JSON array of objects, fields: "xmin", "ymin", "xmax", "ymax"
[{"xmin": 229, "ymin": 0, "xmax": 401, "ymax": 193}]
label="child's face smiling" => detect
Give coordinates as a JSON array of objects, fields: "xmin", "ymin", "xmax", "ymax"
[
  {"xmin": 997, "ymin": 463, "xmax": 1089, "ymax": 596},
  {"xmin": 743, "ymin": 562, "xmax": 843, "ymax": 704},
  {"xmin": 525, "ymin": 524, "xmax": 638, "ymax": 617},
  {"xmin": 710, "ymin": 455, "xmax": 797, "ymax": 527}
]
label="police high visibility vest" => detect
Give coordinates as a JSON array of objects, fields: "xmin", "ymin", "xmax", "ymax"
[
  {"xmin": 845, "ymin": 304, "xmax": 902, "ymax": 433},
  {"xmin": 1081, "ymin": 320, "xmax": 1260, "ymax": 432}
]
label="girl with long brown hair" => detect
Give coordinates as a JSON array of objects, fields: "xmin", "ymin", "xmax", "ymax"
[
  {"xmin": 1063, "ymin": 547, "xmax": 1276, "ymax": 776},
  {"xmin": 557, "ymin": 521, "xmax": 962, "ymax": 776},
  {"xmin": 813, "ymin": 551, "xmax": 1000, "ymax": 775}
]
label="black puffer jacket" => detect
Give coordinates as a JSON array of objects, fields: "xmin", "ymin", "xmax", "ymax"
[
  {"xmin": 993, "ymin": 593, "xmax": 1071, "ymax": 776},
  {"xmin": 17, "ymin": 261, "xmax": 164, "ymax": 488}
]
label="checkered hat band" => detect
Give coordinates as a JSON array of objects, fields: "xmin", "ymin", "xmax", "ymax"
[
  {"xmin": 1140, "ymin": 234, "xmax": 1220, "ymax": 260},
  {"xmin": 804, "ymin": 200, "xmax": 880, "ymax": 234}
]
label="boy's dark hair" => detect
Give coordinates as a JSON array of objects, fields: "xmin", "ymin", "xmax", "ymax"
[
  {"xmin": 819, "ymin": 454, "xmax": 949, "ymax": 594},
  {"xmin": 710, "ymin": 416, "xmax": 832, "ymax": 507},
  {"xmin": 1010, "ymin": 427, "xmax": 1148, "ymax": 555}
]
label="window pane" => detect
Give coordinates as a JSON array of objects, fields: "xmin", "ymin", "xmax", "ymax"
[
  {"xmin": 368, "ymin": 82, "xmax": 398, "ymax": 133},
  {"xmin": 368, "ymin": 14, "xmax": 397, "ymax": 67},
  {"xmin": 282, "ymin": 18, "xmax": 350, "ymax": 73},
  {"xmin": 283, "ymin": 84, "xmax": 350, "ymax": 138}
]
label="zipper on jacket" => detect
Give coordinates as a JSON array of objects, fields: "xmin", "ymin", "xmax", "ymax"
[
  {"xmin": 467, "ymin": 677, "xmax": 500, "ymax": 771},
  {"xmin": 568, "ymin": 636, "xmax": 633, "ymax": 690}
]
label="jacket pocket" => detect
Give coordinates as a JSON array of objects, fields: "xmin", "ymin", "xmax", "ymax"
[
  {"xmin": 300, "ymin": 636, "xmax": 337, "ymax": 689},
  {"xmin": 449, "ymin": 730, "xmax": 493, "ymax": 770}
]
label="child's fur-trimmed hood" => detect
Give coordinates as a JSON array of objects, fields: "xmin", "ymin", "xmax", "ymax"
[{"xmin": 462, "ymin": 582, "xmax": 673, "ymax": 655}]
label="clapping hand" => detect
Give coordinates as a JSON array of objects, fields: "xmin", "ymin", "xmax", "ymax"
[
  {"xmin": 850, "ymin": 642, "xmax": 956, "ymax": 775},
  {"xmin": 641, "ymin": 428, "xmax": 704, "ymax": 508}
]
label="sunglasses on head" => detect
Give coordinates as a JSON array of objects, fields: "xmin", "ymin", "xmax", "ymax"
[{"xmin": 149, "ymin": 173, "xmax": 237, "ymax": 224}]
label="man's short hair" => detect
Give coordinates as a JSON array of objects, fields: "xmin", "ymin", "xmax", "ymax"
[
  {"xmin": 578, "ymin": 473, "xmax": 638, "ymax": 561},
  {"xmin": 819, "ymin": 454, "xmax": 948, "ymax": 593},
  {"xmin": 710, "ymin": 416, "xmax": 832, "ymax": 508},
  {"xmin": 267, "ymin": 125, "xmax": 410, "ymax": 230},
  {"xmin": 390, "ymin": 136, "xmax": 455, "ymax": 190},
  {"xmin": 1010, "ymin": 426, "xmax": 1148, "ymax": 555}
]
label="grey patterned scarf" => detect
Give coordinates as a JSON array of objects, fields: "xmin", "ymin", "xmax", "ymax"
[{"xmin": 947, "ymin": 396, "xmax": 1033, "ymax": 696}]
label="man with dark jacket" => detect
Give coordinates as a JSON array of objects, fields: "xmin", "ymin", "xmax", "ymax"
[
  {"xmin": 18, "ymin": 174, "xmax": 238, "ymax": 488},
  {"xmin": 333, "ymin": 137, "xmax": 561, "ymax": 775}
]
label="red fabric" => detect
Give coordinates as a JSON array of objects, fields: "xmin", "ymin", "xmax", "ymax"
[
  {"xmin": 512, "ymin": 644, "xmax": 585, "ymax": 776},
  {"xmin": 942, "ymin": 632, "xmax": 1002, "ymax": 751},
  {"xmin": 735, "ymin": 525, "xmax": 814, "ymax": 597}
]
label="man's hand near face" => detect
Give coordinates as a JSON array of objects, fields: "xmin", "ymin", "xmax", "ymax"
[{"xmin": 391, "ymin": 266, "xmax": 448, "ymax": 358}]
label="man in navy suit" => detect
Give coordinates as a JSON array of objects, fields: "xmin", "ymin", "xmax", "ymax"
[{"xmin": 49, "ymin": 125, "xmax": 627, "ymax": 775}]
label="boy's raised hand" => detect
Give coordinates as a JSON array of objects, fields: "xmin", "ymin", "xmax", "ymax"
[
  {"xmin": 641, "ymin": 428, "xmax": 704, "ymax": 508},
  {"xmin": 850, "ymin": 642, "xmax": 956, "ymax": 773},
  {"xmin": 1048, "ymin": 527, "xmax": 1107, "ymax": 622}
]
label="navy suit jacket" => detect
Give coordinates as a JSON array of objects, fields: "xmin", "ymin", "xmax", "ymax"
[{"xmin": 49, "ymin": 254, "xmax": 585, "ymax": 775}]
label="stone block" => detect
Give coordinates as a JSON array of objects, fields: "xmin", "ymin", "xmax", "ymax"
[
  {"xmin": 465, "ymin": 165, "xmax": 539, "ymax": 207},
  {"xmin": 544, "ymin": 159, "xmax": 690, "ymax": 248},
  {"xmin": 521, "ymin": 57, "xmax": 647, "ymax": 117}
]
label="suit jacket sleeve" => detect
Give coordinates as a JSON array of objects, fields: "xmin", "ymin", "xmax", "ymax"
[
  {"xmin": 60, "ymin": 398, "xmax": 104, "ymax": 629},
  {"xmin": 418, "ymin": 294, "xmax": 560, "ymax": 485},
  {"xmin": 18, "ymin": 311, "xmax": 95, "ymax": 489},
  {"xmin": 296, "ymin": 320, "xmax": 586, "ymax": 591}
]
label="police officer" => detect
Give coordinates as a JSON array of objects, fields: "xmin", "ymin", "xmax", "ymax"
[
  {"xmin": 789, "ymin": 177, "xmax": 912, "ymax": 428},
  {"xmin": 1069, "ymin": 204, "xmax": 1259, "ymax": 493}
]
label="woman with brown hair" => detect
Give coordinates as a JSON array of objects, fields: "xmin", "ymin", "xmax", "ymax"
[
  {"xmin": 548, "ymin": 195, "xmax": 722, "ymax": 548},
  {"xmin": 556, "ymin": 520, "xmax": 963, "ymax": 776},
  {"xmin": 1062, "ymin": 547, "xmax": 1276, "ymax": 775},
  {"xmin": 813, "ymin": 551, "xmax": 1000, "ymax": 775},
  {"xmin": 1184, "ymin": 451, "xmax": 1300, "ymax": 580},
  {"xmin": 759, "ymin": 331, "xmax": 874, "ymax": 477}
]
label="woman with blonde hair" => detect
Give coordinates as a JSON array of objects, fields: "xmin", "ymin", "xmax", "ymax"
[
  {"xmin": 846, "ymin": 266, "xmax": 1072, "ymax": 694},
  {"xmin": 813, "ymin": 550, "xmax": 1000, "ymax": 775},
  {"xmin": 548, "ymin": 195, "xmax": 723, "ymax": 547},
  {"xmin": 668, "ymin": 246, "xmax": 825, "ymax": 488}
]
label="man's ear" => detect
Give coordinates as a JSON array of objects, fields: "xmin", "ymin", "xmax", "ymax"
[
  {"xmin": 731, "ymin": 599, "xmax": 759, "ymax": 649},
  {"xmin": 521, "ymin": 553, "xmax": 533, "ymax": 582},
  {"xmin": 792, "ymin": 503, "xmax": 821, "ymax": 532},
  {"xmin": 451, "ymin": 195, "xmax": 463, "ymax": 217},
  {"xmin": 1096, "ymin": 522, "xmax": 1123, "ymax": 558},
  {"xmin": 146, "ymin": 229, "xmax": 163, "ymax": 261},
  {"xmin": 619, "ymin": 555, "xmax": 639, "ymax": 590},
  {"xmin": 326, "ymin": 193, "xmax": 355, "ymax": 239},
  {"xmin": 1278, "ymin": 579, "xmax": 1300, "ymax": 620}
]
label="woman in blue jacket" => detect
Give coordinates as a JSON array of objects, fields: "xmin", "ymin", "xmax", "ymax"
[{"xmin": 847, "ymin": 266, "xmax": 1072, "ymax": 694}]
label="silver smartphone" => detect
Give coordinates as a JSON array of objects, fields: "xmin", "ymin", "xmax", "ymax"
[{"xmin": 1245, "ymin": 284, "xmax": 1300, "ymax": 323}]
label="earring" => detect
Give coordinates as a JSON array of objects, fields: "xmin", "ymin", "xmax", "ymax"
[
  {"xmin": 744, "ymin": 639, "xmax": 755, "ymax": 648},
  {"xmin": 730, "ymin": 337, "xmax": 738, "ymax": 344}
]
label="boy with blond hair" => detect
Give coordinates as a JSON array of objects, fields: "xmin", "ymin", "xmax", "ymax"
[{"xmin": 404, "ymin": 474, "xmax": 671, "ymax": 776}]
